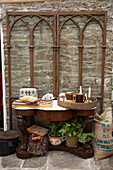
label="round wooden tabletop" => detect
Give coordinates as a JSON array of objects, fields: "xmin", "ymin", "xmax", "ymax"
[
  {"xmin": 15, "ymin": 98, "xmax": 97, "ymax": 120},
  {"xmin": 57, "ymin": 97, "xmax": 97, "ymax": 110}
]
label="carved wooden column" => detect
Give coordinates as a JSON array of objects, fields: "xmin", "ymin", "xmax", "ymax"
[
  {"xmin": 15, "ymin": 109, "xmax": 34, "ymax": 158},
  {"xmin": 17, "ymin": 115, "xmax": 29, "ymax": 151}
]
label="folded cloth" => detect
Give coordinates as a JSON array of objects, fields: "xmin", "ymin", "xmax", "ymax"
[{"xmin": 42, "ymin": 93, "xmax": 53, "ymax": 100}]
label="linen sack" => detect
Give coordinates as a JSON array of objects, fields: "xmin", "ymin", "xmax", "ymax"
[{"xmin": 92, "ymin": 107, "xmax": 113, "ymax": 160}]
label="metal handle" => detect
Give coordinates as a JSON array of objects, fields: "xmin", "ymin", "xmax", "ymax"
[{"xmin": 8, "ymin": 141, "xmax": 13, "ymax": 147}]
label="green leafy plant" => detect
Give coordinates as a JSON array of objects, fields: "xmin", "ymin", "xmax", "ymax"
[
  {"xmin": 48, "ymin": 121, "xmax": 64, "ymax": 137},
  {"xmin": 59, "ymin": 118, "xmax": 85, "ymax": 137},
  {"xmin": 77, "ymin": 132, "xmax": 96, "ymax": 144},
  {"xmin": 48, "ymin": 118, "xmax": 95, "ymax": 144}
]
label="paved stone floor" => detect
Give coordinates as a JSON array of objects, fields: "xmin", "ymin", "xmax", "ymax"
[{"xmin": 0, "ymin": 151, "xmax": 113, "ymax": 170}]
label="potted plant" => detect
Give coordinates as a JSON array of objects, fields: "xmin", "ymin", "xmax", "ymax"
[
  {"xmin": 48, "ymin": 121, "xmax": 65, "ymax": 145},
  {"xmin": 77, "ymin": 132, "xmax": 96, "ymax": 151},
  {"xmin": 59, "ymin": 118, "xmax": 85, "ymax": 148},
  {"xmin": 77, "ymin": 132, "xmax": 96, "ymax": 144}
]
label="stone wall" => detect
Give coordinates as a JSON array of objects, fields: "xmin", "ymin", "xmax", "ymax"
[{"xmin": 0, "ymin": 0, "xmax": 112, "ymax": 129}]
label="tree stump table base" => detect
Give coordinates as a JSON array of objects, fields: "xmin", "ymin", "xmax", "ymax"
[
  {"xmin": 16, "ymin": 146, "xmax": 33, "ymax": 159},
  {"xmin": 48, "ymin": 142, "xmax": 94, "ymax": 159},
  {"xmin": 16, "ymin": 142, "xmax": 93, "ymax": 159}
]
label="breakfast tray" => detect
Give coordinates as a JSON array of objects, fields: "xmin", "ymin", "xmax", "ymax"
[
  {"xmin": 12, "ymin": 100, "xmax": 52, "ymax": 108},
  {"xmin": 57, "ymin": 97, "xmax": 97, "ymax": 110}
]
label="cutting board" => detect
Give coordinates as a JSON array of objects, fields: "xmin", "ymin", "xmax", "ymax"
[{"xmin": 12, "ymin": 100, "xmax": 52, "ymax": 108}]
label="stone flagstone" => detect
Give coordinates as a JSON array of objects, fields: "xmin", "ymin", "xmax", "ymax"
[{"xmin": 0, "ymin": 151, "xmax": 113, "ymax": 170}]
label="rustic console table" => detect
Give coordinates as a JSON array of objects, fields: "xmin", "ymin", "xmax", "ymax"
[{"xmin": 14, "ymin": 99, "xmax": 97, "ymax": 159}]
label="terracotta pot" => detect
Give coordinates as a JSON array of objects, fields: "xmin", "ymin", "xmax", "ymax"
[
  {"xmin": 48, "ymin": 133, "xmax": 65, "ymax": 145},
  {"xmin": 65, "ymin": 134, "xmax": 78, "ymax": 148}
]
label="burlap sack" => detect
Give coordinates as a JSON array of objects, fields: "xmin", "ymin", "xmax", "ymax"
[{"xmin": 92, "ymin": 107, "xmax": 113, "ymax": 160}]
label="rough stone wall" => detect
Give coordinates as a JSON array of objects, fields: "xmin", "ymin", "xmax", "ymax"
[{"xmin": 0, "ymin": 0, "xmax": 112, "ymax": 129}]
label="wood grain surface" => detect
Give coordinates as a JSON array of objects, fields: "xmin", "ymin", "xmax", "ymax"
[{"xmin": 58, "ymin": 97, "xmax": 97, "ymax": 110}]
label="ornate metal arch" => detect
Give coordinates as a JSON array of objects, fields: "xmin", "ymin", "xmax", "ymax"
[
  {"xmin": 57, "ymin": 11, "xmax": 107, "ymax": 114},
  {"xmin": 6, "ymin": 11, "xmax": 56, "ymax": 129},
  {"xmin": 6, "ymin": 11, "xmax": 107, "ymax": 129}
]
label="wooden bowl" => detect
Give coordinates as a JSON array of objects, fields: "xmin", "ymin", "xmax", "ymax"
[{"xmin": 57, "ymin": 97, "xmax": 97, "ymax": 110}]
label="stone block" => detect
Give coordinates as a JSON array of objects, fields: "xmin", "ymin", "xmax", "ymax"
[
  {"xmin": 23, "ymin": 155, "xmax": 47, "ymax": 168},
  {"xmin": 0, "ymin": 0, "xmax": 112, "ymax": 126},
  {"xmin": 1, "ymin": 154, "xmax": 22, "ymax": 168}
]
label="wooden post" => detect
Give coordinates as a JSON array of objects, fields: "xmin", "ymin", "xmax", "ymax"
[{"xmin": 0, "ymin": 0, "xmax": 56, "ymax": 3}]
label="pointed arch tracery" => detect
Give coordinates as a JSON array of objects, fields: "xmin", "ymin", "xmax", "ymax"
[
  {"xmin": 6, "ymin": 12, "xmax": 56, "ymax": 129},
  {"xmin": 56, "ymin": 11, "xmax": 107, "ymax": 115},
  {"xmin": 6, "ymin": 11, "xmax": 107, "ymax": 129}
]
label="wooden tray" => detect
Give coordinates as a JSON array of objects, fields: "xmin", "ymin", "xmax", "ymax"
[
  {"xmin": 27, "ymin": 125, "xmax": 49, "ymax": 136},
  {"xmin": 58, "ymin": 97, "xmax": 97, "ymax": 110},
  {"xmin": 12, "ymin": 100, "xmax": 52, "ymax": 108}
]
